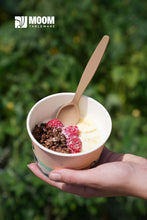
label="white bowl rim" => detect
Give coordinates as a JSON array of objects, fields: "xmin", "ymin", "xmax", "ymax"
[{"xmin": 26, "ymin": 92, "xmax": 112, "ymax": 157}]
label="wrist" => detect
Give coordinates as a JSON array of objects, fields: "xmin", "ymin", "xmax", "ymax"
[{"xmin": 123, "ymin": 162, "xmax": 147, "ymax": 199}]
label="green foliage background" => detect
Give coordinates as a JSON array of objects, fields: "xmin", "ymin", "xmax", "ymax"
[{"xmin": 0, "ymin": 0, "xmax": 147, "ymax": 219}]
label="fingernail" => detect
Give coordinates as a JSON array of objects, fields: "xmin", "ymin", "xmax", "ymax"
[{"xmin": 49, "ymin": 172, "xmax": 61, "ymax": 181}]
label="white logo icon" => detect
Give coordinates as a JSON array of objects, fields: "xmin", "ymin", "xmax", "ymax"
[{"xmin": 15, "ymin": 16, "xmax": 27, "ymax": 28}]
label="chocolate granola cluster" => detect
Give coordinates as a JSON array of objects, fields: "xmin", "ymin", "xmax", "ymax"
[{"xmin": 32, "ymin": 123, "xmax": 70, "ymax": 153}]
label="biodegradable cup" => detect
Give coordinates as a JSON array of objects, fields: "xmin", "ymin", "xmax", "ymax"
[{"xmin": 27, "ymin": 93, "xmax": 112, "ymax": 175}]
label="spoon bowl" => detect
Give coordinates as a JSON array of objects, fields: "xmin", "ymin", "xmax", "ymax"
[
  {"xmin": 56, "ymin": 35, "xmax": 110, "ymax": 126},
  {"xmin": 56, "ymin": 102, "xmax": 80, "ymax": 126}
]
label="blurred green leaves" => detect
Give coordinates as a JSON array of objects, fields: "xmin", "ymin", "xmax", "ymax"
[{"xmin": 0, "ymin": 0, "xmax": 147, "ymax": 219}]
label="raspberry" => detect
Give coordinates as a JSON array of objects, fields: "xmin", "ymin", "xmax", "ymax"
[
  {"xmin": 66, "ymin": 136, "xmax": 82, "ymax": 153},
  {"xmin": 46, "ymin": 119, "xmax": 82, "ymax": 153},
  {"xmin": 47, "ymin": 119, "xmax": 64, "ymax": 128},
  {"xmin": 62, "ymin": 126, "xmax": 79, "ymax": 138}
]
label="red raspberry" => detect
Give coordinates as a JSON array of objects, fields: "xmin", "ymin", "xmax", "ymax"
[
  {"xmin": 66, "ymin": 136, "xmax": 82, "ymax": 153},
  {"xmin": 47, "ymin": 119, "xmax": 64, "ymax": 128},
  {"xmin": 62, "ymin": 126, "xmax": 79, "ymax": 138}
]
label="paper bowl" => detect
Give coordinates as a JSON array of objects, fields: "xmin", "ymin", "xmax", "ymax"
[{"xmin": 26, "ymin": 92, "xmax": 112, "ymax": 175}]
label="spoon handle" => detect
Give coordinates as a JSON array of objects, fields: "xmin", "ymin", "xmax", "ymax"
[{"xmin": 72, "ymin": 35, "xmax": 110, "ymax": 104}]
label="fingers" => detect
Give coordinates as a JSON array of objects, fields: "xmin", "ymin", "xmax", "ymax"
[
  {"xmin": 61, "ymin": 183, "xmax": 101, "ymax": 198},
  {"xmin": 27, "ymin": 163, "xmax": 52, "ymax": 184},
  {"xmin": 49, "ymin": 167, "xmax": 97, "ymax": 187},
  {"xmin": 49, "ymin": 161, "xmax": 133, "ymax": 190},
  {"xmin": 27, "ymin": 162, "xmax": 128, "ymax": 198},
  {"xmin": 28, "ymin": 163, "xmax": 98, "ymax": 188},
  {"xmin": 27, "ymin": 163, "xmax": 63, "ymax": 189},
  {"xmin": 27, "ymin": 163, "xmax": 98, "ymax": 197}
]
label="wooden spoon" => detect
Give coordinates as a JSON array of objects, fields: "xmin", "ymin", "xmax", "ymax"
[{"xmin": 56, "ymin": 35, "xmax": 110, "ymax": 126}]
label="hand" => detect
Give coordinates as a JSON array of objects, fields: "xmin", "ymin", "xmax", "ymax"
[{"xmin": 28, "ymin": 147, "xmax": 147, "ymax": 199}]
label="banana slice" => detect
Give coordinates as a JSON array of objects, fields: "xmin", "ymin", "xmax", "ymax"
[
  {"xmin": 77, "ymin": 117, "xmax": 97, "ymax": 133},
  {"xmin": 77, "ymin": 116, "xmax": 101, "ymax": 152},
  {"xmin": 79, "ymin": 130, "xmax": 99, "ymax": 139},
  {"xmin": 81, "ymin": 137, "xmax": 99, "ymax": 152}
]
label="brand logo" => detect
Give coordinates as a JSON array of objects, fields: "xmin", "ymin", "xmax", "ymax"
[
  {"xmin": 15, "ymin": 16, "xmax": 55, "ymax": 28},
  {"xmin": 15, "ymin": 16, "xmax": 27, "ymax": 28}
]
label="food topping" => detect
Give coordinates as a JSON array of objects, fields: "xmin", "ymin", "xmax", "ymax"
[{"xmin": 32, "ymin": 119, "xmax": 82, "ymax": 153}]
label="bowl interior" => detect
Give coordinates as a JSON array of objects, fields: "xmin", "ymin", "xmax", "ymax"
[{"xmin": 27, "ymin": 93, "xmax": 112, "ymax": 155}]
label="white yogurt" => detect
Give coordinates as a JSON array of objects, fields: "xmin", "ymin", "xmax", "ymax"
[{"xmin": 77, "ymin": 117, "xmax": 101, "ymax": 152}]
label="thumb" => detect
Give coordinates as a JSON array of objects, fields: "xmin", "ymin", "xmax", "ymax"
[{"xmin": 49, "ymin": 168, "xmax": 96, "ymax": 186}]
